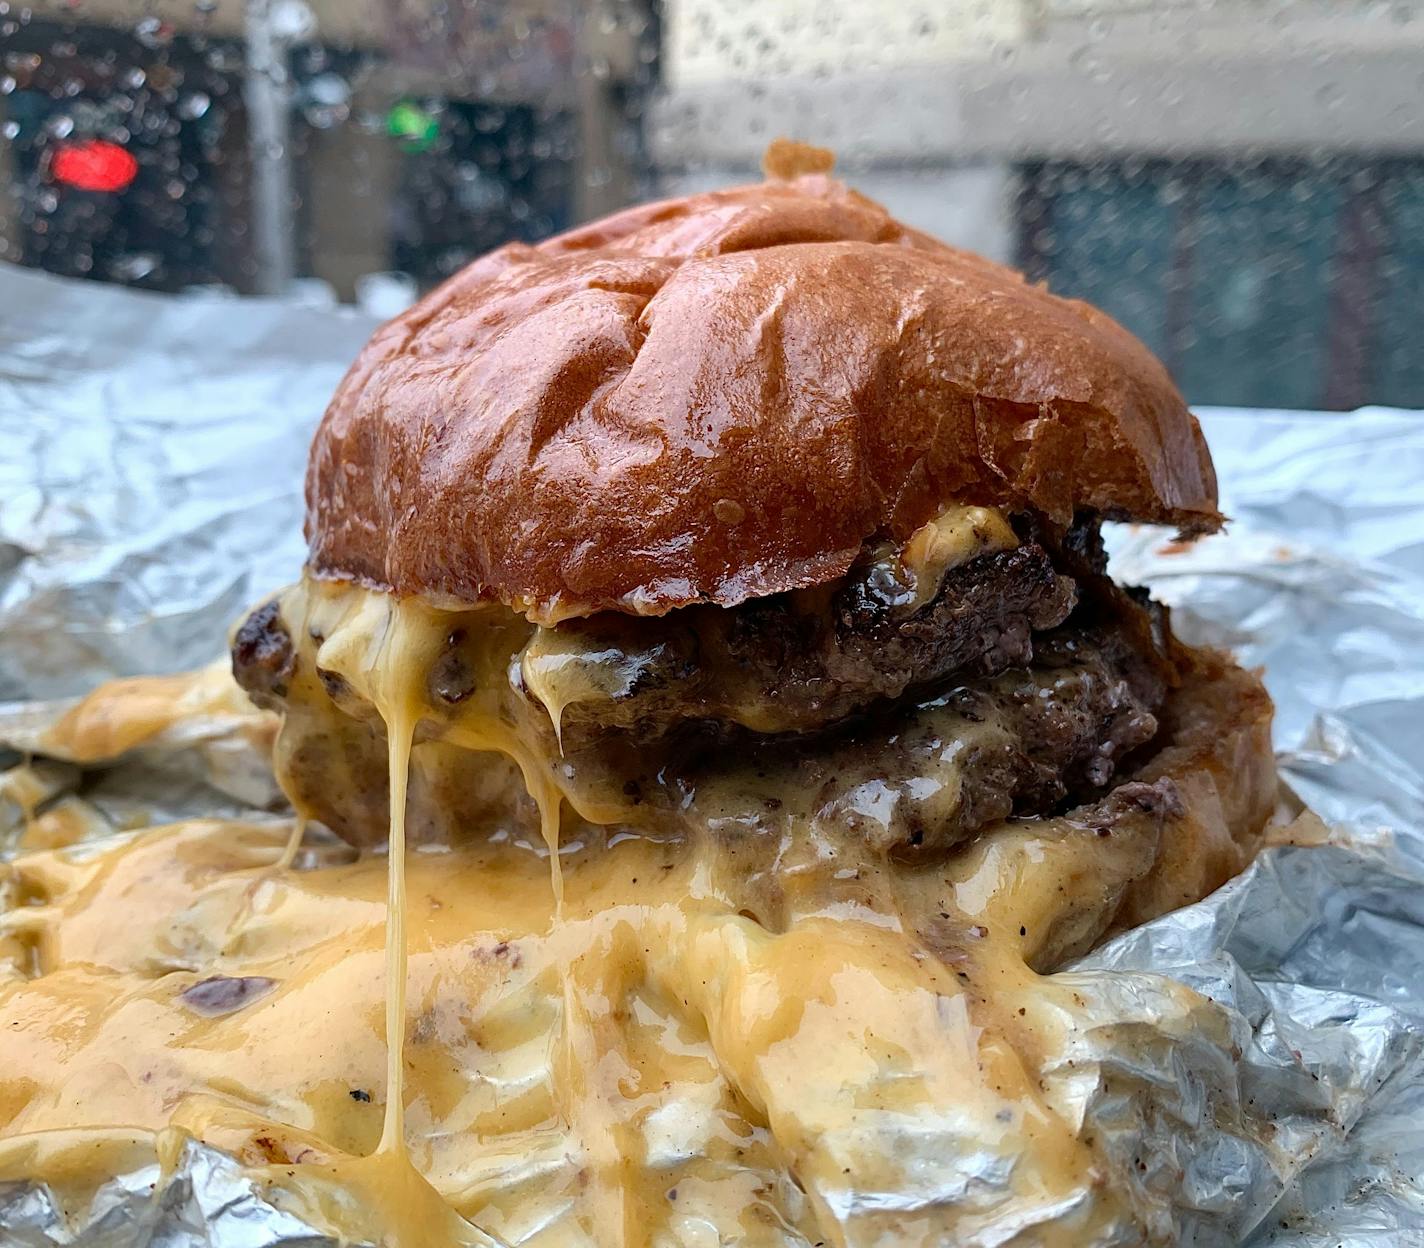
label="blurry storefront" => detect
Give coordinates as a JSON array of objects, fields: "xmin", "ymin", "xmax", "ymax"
[
  {"xmin": 1019, "ymin": 156, "xmax": 1424, "ymax": 411},
  {"xmin": 8, "ymin": 0, "xmax": 1420, "ymax": 410},
  {"xmin": 1, "ymin": 0, "xmax": 658, "ymax": 301},
  {"xmin": 2, "ymin": 16, "xmax": 249, "ymax": 292}
]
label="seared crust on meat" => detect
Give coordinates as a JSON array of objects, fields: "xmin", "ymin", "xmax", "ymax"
[
  {"xmin": 646, "ymin": 617, "xmax": 1170, "ymax": 857},
  {"xmin": 231, "ymin": 600, "xmax": 295, "ymax": 709},
  {"xmin": 536, "ymin": 543, "xmax": 1078, "ymax": 741}
]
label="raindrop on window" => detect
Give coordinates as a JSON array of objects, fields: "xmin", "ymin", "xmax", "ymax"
[
  {"xmin": 1315, "ymin": 83, "xmax": 1344, "ymax": 111},
  {"xmin": 176, "ymin": 92, "xmax": 211, "ymax": 121}
]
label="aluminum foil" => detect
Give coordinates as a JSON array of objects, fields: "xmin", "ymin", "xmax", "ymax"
[
  {"xmin": 0, "ymin": 262, "xmax": 377, "ymax": 702},
  {"xmin": 2, "ymin": 263, "xmax": 1424, "ymax": 1245}
]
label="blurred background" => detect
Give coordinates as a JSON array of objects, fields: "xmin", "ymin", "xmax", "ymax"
[{"xmin": 1, "ymin": 0, "xmax": 1421, "ymax": 410}]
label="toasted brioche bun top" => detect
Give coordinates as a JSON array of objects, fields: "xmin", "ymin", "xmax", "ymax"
[{"xmin": 305, "ymin": 160, "xmax": 1220, "ymax": 623}]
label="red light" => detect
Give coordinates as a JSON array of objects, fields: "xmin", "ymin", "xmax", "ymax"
[{"xmin": 51, "ymin": 140, "xmax": 139, "ymax": 193}]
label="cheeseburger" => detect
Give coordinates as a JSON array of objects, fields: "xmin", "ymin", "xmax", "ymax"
[{"xmin": 228, "ymin": 146, "xmax": 1276, "ymax": 1242}]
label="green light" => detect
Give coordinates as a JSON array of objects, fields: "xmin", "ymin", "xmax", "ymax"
[{"xmin": 386, "ymin": 100, "xmax": 439, "ymax": 153}]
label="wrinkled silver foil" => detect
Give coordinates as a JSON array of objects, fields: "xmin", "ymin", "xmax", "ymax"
[
  {"xmin": 2, "ymin": 263, "xmax": 1423, "ymax": 1246},
  {"xmin": 0, "ymin": 263, "xmax": 376, "ymax": 703}
]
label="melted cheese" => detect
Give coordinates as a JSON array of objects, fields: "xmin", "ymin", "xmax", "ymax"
[
  {"xmin": 894, "ymin": 505, "xmax": 1019, "ymax": 612},
  {"xmin": 0, "ymin": 565, "xmax": 1196, "ymax": 1245},
  {"xmin": 0, "ymin": 804, "xmax": 1171, "ymax": 1245},
  {"xmin": 39, "ymin": 661, "xmax": 275, "ymax": 762},
  {"xmin": 520, "ymin": 635, "xmax": 658, "ymax": 747}
]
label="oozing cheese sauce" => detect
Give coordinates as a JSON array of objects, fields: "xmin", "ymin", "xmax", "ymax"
[
  {"xmin": 892, "ymin": 505, "xmax": 1020, "ymax": 612},
  {"xmin": 1, "ymin": 805, "xmax": 1186, "ymax": 1245},
  {"xmin": 0, "ymin": 508, "xmax": 1236, "ymax": 1246}
]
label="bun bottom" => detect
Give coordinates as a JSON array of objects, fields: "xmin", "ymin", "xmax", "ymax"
[
  {"xmin": 1109, "ymin": 646, "xmax": 1278, "ymax": 943},
  {"xmin": 941, "ymin": 645, "xmax": 1278, "ymax": 976}
]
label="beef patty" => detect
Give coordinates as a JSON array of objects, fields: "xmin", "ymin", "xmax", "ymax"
[
  {"xmin": 632, "ymin": 615, "xmax": 1169, "ymax": 855},
  {"xmin": 232, "ymin": 515, "xmax": 1178, "ymax": 854},
  {"xmin": 516, "ymin": 543, "xmax": 1079, "ymax": 743}
]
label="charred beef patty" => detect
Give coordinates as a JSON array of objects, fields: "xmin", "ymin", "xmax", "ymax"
[
  {"xmin": 232, "ymin": 599, "xmax": 297, "ymax": 707},
  {"xmin": 644, "ymin": 617, "xmax": 1170, "ymax": 855},
  {"xmin": 233, "ymin": 516, "xmax": 1177, "ymax": 853},
  {"xmin": 519, "ymin": 542, "xmax": 1079, "ymax": 742}
]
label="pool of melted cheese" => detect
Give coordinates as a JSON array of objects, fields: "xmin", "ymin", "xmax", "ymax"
[
  {"xmin": 0, "ymin": 507, "xmax": 1254, "ymax": 1247},
  {"xmin": 1, "ymin": 808, "xmax": 1169, "ymax": 1246}
]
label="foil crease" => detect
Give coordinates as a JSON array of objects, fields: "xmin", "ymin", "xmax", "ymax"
[
  {"xmin": 0, "ymin": 1139, "xmax": 349, "ymax": 1247},
  {"xmin": 2, "ymin": 267, "xmax": 1424, "ymax": 1245}
]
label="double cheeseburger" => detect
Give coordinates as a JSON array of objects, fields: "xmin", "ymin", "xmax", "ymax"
[
  {"xmin": 234, "ymin": 147, "xmax": 1271, "ymax": 875},
  {"xmin": 225, "ymin": 146, "xmax": 1278, "ymax": 1239}
]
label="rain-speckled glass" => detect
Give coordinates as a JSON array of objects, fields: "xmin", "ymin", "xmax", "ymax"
[{"xmin": 0, "ymin": 3, "xmax": 1419, "ymax": 398}]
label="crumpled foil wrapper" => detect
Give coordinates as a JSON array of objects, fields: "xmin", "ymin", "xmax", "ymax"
[
  {"xmin": 0, "ymin": 1140, "xmax": 348, "ymax": 1248},
  {"xmin": 0, "ymin": 264, "xmax": 375, "ymax": 703},
  {"xmin": 2, "ymin": 263, "xmax": 1424, "ymax": 1246}
]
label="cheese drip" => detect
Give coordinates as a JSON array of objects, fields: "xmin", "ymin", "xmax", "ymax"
[
  {"xmin": 292, "ymin": 587, "xmax": 612, "ymax": 1239},
  {"xmin": 274, "ymin": 817, "xmax": 306, "ymax": 871},
  {"xmin": 0, "ymin": 565, "xmax": 1276, "ymax": 1244},
  {"xmin": 379, "ymin": 662, "xmax": 415, "ymax": 1157},
  {"xmin": 896, "ymin": 504, "xmax": 1019, "ymax": 610},
  {"xmin": 248, "ymin": 592, "xmax": 504, "ymax": 1242}
]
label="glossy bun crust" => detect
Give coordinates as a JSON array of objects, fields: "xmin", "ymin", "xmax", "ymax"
[{"xmin": 305, "ymin": 172, "xmax": 1221, "ymax": 622}]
